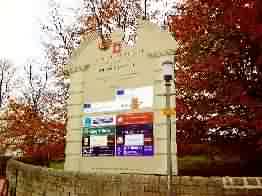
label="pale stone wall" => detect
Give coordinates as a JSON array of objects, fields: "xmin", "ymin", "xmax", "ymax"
[
  {"xmin": 7, "ymin": 160, "xmax": 262, "ymax": 196},
  {"xmin": 65, "ymin": 19, "xmax": 178, "ymax": 174}
]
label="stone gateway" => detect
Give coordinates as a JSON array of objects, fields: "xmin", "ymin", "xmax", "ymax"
[{"xmin": 65, "ymin": 19, "xmax": 177, "ymax": 175}]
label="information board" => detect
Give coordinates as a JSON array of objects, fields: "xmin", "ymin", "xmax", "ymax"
[
  {"xmin": 116, "ymin": 112, "xmax": 154, "ymax": 156},
  {"xmin": 82, "ymin": 126, "xmax": 116, "ymax": 156},
  {"xmin": 82, "ymin": 112, "xmax": 154, "ymax": 157},
  {"xmin": 82, "ymin": 115, "xmax": 116, "ymax": 157},
  {"xmin": 83, "ymin": 115, "xmax": 116, "ymax": 127},
  {"xmin": 83, "ymin": 86, "xmax": 153, "ymax": 113}
]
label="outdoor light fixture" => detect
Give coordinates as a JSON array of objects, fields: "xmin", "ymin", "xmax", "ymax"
[
  {"xmin": 161, "ymin": 60, "xmax": 175, "ymax": 196},
  {"xmin": 162, "ymin": 60, "xmax": 174, "ymax": 82}
]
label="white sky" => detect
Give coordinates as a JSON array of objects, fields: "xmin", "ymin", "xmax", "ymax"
[
  {"xmin": 0, "ymin": 0, "xmax": 47, "ymax": 66},
  {"xmin": 0, "ymin": 0, "xmax": 78, "ymax": 67}
]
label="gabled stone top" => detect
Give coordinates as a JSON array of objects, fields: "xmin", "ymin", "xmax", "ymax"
[{"xmin": 65, "ymin": 19, "xmax": 177, "ymax": 75}]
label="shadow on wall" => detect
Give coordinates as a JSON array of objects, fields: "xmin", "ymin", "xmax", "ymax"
[
  {"xmin": 0, "ymin": 156, "xmax": 11, "ymax": 177},
  {"xmin": 0, "ymin": 156, "xmax": 11, "ymax": 196}
]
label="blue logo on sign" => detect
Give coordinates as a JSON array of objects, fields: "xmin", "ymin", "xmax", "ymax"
[
  {"xmin": 92, "ymin": 117, "xmax": 114, "ymax": 125},
  {"xmin": 83, "ymin": 117, "xmax": 92, "ymax": 127},
  {"xmin": 84, "ymin": 103, "xmax": 91, "ymax": 108},
  {"xmin": 116, "ymin": 89, "xmax": 125, "ymax": 95}
]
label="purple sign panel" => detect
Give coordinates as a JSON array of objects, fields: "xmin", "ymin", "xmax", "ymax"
[
  {"xmin": 82, "ymin": 113, "xmax": 154, "ymax": 157},
  {"xmin": 116, "ymin": 123, "xmax": 154, "ymax": 156}
]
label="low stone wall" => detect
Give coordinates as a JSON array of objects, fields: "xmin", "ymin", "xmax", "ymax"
[{"xmin": 5, "ymin": 159, "xmax": 262, "ymax": 196}]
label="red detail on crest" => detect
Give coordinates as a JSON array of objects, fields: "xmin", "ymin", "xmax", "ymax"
[
  {"xmin": 116, "ymin": 112, "xmax": 153, "ymax": 125},
  {"xmin": 112, "ymin": 42, "xmax": 121, "ymax": 54}
]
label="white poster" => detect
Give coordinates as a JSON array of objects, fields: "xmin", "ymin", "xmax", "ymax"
[
  {"xmin": 83, "ymin": 138, "xmax": 89, "ymax": 146},
  {"xmin": 115, "ymin": 86, "xmax": 153, "ymax": 108},
  {"xmin": 90, "ymin": 135, "xmax": 108, "ymax": 147},
  {"xmin": 83, "ymin": 101, "xmax": 118, "ymax": 113},
  {"xmin": 90, "ymin": 115, "xmax": 116, "ymax": 127},
  {"xmin": 125, "ymin": 134, "xmax": 144, "ymax": 146},
  {"xmin": 84, "ymin": 86, "xmax": 153, "ymax": 114}
]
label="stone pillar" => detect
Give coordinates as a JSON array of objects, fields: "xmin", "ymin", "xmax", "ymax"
[{"xmin": 64, "ymin": 70, "xmax": 85, "ymax": 172}]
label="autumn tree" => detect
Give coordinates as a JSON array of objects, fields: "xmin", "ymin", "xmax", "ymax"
[
  {"xmin": 41, "ymin": 0, "xmax": 81, "ymax": 76},
  {"xmin": 0, "ymin": 58, "xmax": 16, "ymax": 108},
  {"xmin": 17, "ymin": 59, "xmax": 67, "ymax": 122},
  {"xmin": 40, "ymin": 0, "xmax": 82, "ymax": 125},
  {"xmin": 169, "ymin": 0, "xmax": 262, "ymax": 162},
  {"xmin": 4, "ymin": 101, "xmax": 65, "ymax": 162},
  {"xmin": 144, "ymin": 0, "xmax": 178, "ymax": 26},
  {"xmin": 22, "ymin": 61, "xmax": 48, "ymax": 114},
  {"xmin": 80, "ymin": 0, "xmax": 143, "ymax": 48}
]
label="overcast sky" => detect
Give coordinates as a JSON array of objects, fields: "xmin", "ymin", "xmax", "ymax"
[
  {"xmin": 0, "ymin": 0, "xmax": 45, "ymax": 66},
  {"xmin": 0, "ymin": 0, "xmax": 79, "ymax": 67}
]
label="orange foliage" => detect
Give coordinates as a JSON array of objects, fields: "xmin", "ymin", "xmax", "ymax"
[
  {"xmin": 81, "ymin": 0, "xmax": 120, "ymax": 36},
  {"xmin": 5, "ymin": 101, "xmax": 65, "ymax": 160}
]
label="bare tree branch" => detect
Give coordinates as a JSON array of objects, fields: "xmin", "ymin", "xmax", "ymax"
[
  {"xmin": 0, "ymin": 59, "xmax": 16, "ymax": 108},
  {"xmin": 23, "ymin": 63, "xmax": 49, "ymax": 113}
]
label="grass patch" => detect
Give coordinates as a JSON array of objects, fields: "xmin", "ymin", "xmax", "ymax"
[
  {"xmin": 178, "ymin": 155, "xmax": 209, "ymax": 161},
  {"xmin": 178, "ymin": 155, "xmax": 210, "ymax": 174},
  {"xmin": 48, "ymin": 161, "xmax": 64, "ymax": 170},
  {"xmin": 47, "ymin": 156, "xmax": 209, "ymax": 171}
]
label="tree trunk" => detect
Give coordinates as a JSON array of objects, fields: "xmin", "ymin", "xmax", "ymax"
[{"xmin": 0, "ymin": 70, "xmax": 4, "ymax": 108}]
